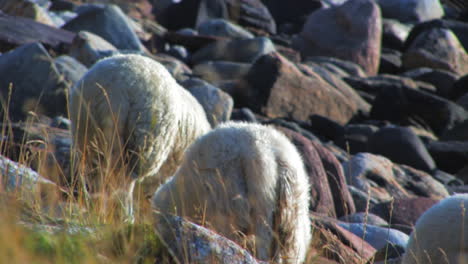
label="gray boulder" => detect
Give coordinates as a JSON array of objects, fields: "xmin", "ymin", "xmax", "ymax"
[
  {"xmin": 377, "ymin": 0, "xmax": 444, "ymax": 23},
  {"xmin": 197, "ymin": 18, "xmax": 254, "ymax": 39}
]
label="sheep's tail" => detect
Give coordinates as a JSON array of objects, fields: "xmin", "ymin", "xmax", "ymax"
[{"xmin": 273, "ymin": 159, "xmax": 310, "ymax": 264}]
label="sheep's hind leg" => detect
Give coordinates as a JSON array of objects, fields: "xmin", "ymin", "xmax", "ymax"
[{"xmin": 124, "ymin": 179, "xmax": 137, "ymax": 224}]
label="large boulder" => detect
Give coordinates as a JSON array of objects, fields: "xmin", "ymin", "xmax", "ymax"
[
  {"xmin": 367, "ymin": 126, "xmax": 436, "ymax": 172},
  {"xmin": 234, "ymin": 52, "xmax": 360, "ymax": 124},
  {"xmin": 293, "ymin": 0, "xmax": 382, "ymax": 75},
  {"xmin": 376, "ymin": 0, "xmax": 444, "ymax": 23},
  {"xmin": 0, "ymin": 43, "xmax": 68, "ymax": 121},
  {"xmin": 370, "ymin": 84, "xmax": 468, "ymax": 135},
  {"xmin": 63, "ymin": 4, "xmax": 145, "ymax": 51},
  {"xmin": 402, "ymin": 28, "xmax": 468, "ymax": 75}
]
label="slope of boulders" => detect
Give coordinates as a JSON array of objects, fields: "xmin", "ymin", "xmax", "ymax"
[{"xmin": 1, "ymin": 0, "xmax": 468, "ymax": 263}]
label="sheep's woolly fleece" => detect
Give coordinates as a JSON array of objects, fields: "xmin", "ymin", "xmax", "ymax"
[
  {"xmin": 69, "ymin": 54, "xmax": 211, "ymax": 188},
  {"xmin": 152, "ymin": 122, "xmax": 311, "ymax": 264},
  {"xmin": 402, "ymin": 193, "xmax": 468, "ymax": 264}
]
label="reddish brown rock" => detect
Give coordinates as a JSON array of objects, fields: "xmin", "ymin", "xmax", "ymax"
[
  {"xmin": 311, "ymin": 141, "xmax": 356, "ymax": 217},
  {"xmin": 370, "ymin": 197, "xmax": 440, "ymax": 234},
  {"xmin": 277, "ymin": 127, "xmax": 336, "ymax": 217},
  {"xmin": 234, "ymin": 52, "xmax": 359, "ymax": 124},
  {"xmin": 311, "ymin": 216, "xmax": 376, "ymax": 264},
  {"xmin": 293, "ymin": 0, "xmax": 382, "ymax": 75}
]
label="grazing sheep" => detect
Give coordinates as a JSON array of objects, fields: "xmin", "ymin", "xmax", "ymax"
[
  {"xmin": 69, "ymin": 54, "xmax": 211, "ymax": 220},
  {"xmin": 152, "ymin": 122, "xmax": 311, "ymax": 264},
  {"xmin": 402, "ymin": 194, "xmax": 468, "ymax": 264}
]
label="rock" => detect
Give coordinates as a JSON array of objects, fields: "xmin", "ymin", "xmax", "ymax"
[
  {"xmin": 402, "ymin": 68, "xmax": 459, "ymax": 98},
  {"xmin": 348, "ymin": 185, "xmax": 380, "ymax": 212},
  {"xmin": 299, "ymin": 64, "xmax": 371, "ymax": 113},
  {"xmin": 0, "ymin": 0, "xmax": 55, "ymax": 26},
  {"xmin": 338, "ymin": 222, "xmax": 409, "ymax": 251},
  {"xmin": 382, "ymin": 19, "xmax": 412, "ymax": 50},
  {"xmin": 371, "ymin": 243, "xmax": 406, "ymax": 264},
  {"xmin": 404, "ymin": 19, "xmax": 468, "ymax": 52},
  {"xmin": 0, "ymin": 43, "xmax": 68, "ymax": 121},
  {"xmin": 340, "ymin": 212, "xmax": 389, "ymax": 227},
  {"xmin": 293, "ymin": 0, "xmax": 382, "ymax": 75},
  {"xmin": 427, "ymin": 140, "xmax": 468, "ymax": 174},
  {"xmin": 63, "ymin": 4, "xmax": 145, "ymax": 51},
  {"xmin": 343, "ymin": 153, "xmax": 410, "ymax": 203},
  {"xmin": 343, "ymin": 74, "xmax": 420, "ymax": 103},
  {"xmin": 54, "ymin": 55, "xmax": 88, "ymax": 88},
  {"xmin": 370, "ymin": 83, "xmax": 468, "ymax": 135},
  {"xmin": 278, "ymin": 128, "xmax": 336, "ymax": 217},
  {"xmin": 191, "ymin": 37, "xmax": 276, "ymax": 64},
  {"xmin": 379, "ymin": 48, "xmax": 402, "ymax": 74},
  {"xmin": 153, "ymin": 212, "xmax": 261, "ymax": 264},
  {"xmin": 0, "ymin": 12, "xmax": 75, "ymax": 51},
  {"xmin": 343, "ymin": 153, "xmax": 449, "ymax": 203},
  {"xmin": 367, "ymin": 126, "xmax": 436, "ymax": 173},
  {"xmin": 305, "ymin": 56, "xmax": 368, "ymax": 78},
  {"xmin": 311, "ymin": 140, "xmax": 356, "ymax": 217},
  {"xmin": 197, "ymin": 18, "xmax": 254, "ymax": 39},
  {"xmin": 449, "ymin": 74, "xmax": 468, "ymax": 100},
  {"xmin": 158, "ymin": 0, "xmax": 276, "ymax": 34},
  {"xmin": 0, "ymin": 154, "xmax": 57, "ymax": 193},
  {"xmin": 402, "ymin": 28, "xmax": 468, "ymax": 75},
  {"xmin": 261, "ymin": 0, "xmax": 322, "ymax": 27},
  {"xmin": 192, "ymin": 61, "xmax": 251, "ymax": 83},
  {"xmin": 230, "ymin": 107, "xmax": 257, "ymax": 123},
  {"xmin": 457, "ymin": 92, "xmax": 468, "ymax": 111},
  {"xmin": 312, "ymin": 219, "xmax": 377, "ymax": 264},
  {"xmin": 181, "ymin": 78, "xmax": 233, "ymax": 127},
  {"xmin": 308, "ymin": 115, "xmax": 345, "ymax": 142},
  {"xmin": 376, "ymin": 0, "xmax": 444, "ymax": 23},
  {"xmin": 336, "ymin": 124, "xmax": 379, "ymax": 154},
  {"xmin": 234, "ymin": 52, "xmax": 360, "ymax": 124},
  {"xmin": 68, "ymin": 30, "xmax": 118, "ymax": 67},
  {"xmin": 151, "ymin": 53, "xmax": 193, "ymax": 81},
  {"xmin": 370, "ymin": 197, "xmax": 439, "ymax": 234}
]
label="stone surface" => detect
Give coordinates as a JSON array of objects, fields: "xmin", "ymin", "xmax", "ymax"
[
  {"xmin": 54, "ymin": 55, "xmax": 88, "ymax": 88},
  {"xmin": 312, "ymin": 218, "xmax": 376, "ymax": 264},
  {"xmin": 63, "ymin": 4, "xmax": 145, "ymax": 51},
  {"xmin": 402, "ymin": 68, "xmax": 459, "ymax": 98},
  {"xmin": 192, "ymin": 61, "xmax": 251, "ymax": 83},
  {"xmin": 379, "ymin": 48, "xmax": 402, "ymax": 74},
  {"xmin": 68, "ymin": 30, "xmax": 118, "ymax": 67},
  {"xmin": 304, "ymin": 56, "xmax": 368, "ymax": 78},
  {"xmin": 404, "ymin": 19, "xmax": 468, "ymax": 52},
  {"xmin": 367, "ymin": 126, "xmax": 436, "ymax": 172},
  {"xmin": 234, "ymin": 52, "xmax": 360, "ymax": 125},
  {"xmin": 197, "ymin": 18, "xmax": 254, "ymax": 39},
  {"xmin": 449, "ymin": 73, "xmax": 468, "ymax": 100},
  {"xmin": 382, "ymin": 19, "xmax": 412, "ymax": 50},
  {"xmin": 338, "ymin": 222, "xmax": 409, "ymax": 251},
  {"xmin": 402, "ymin": 28, "xmax": 468, "ymax": 75},
  {"xmin": 0, "ymin": 0, "xmax": 55, "ymax": 26},
  {"xmin": 340, "ymin": 212, "xmax": 389, "ymax": 227},
  {"xmin": 376, "ymin": 0, "xmax": 444, "ymax": 23},
  {"xmin": 181, "ymin": 78, "xmax": 233, "ymax": 127},
  {"xmin": 158, "ymin": 0, "xmax": 276, "ymax": 34},
  {"xmin": 191, "ymin": 37, "xmax": 276, "ymax": 64},
  {"xmin": 300, "ymin": 64, "xmax": 371, "ymax": 114},
  {"xmin": 153, "ymin": 212, "xmax": 261, "ymax": 264},
  {"xmin": 370, "ymin": 83, "xmax": 468, "ymax": 135},
  {"xmin": 293, "ymin": 0, "xmax": 382, "ymax": 75},
  {"xmin": 370, "ymin": 197, "xmax": 439, "ymax": 234},
  {"xmin": 278, "ymin": 128, "xmax": 336, "ymax": 217},
  {"xmin": 0, "ymin": 154, "xmax": 57, "ymax": 195},
  {"xmin": 0, "ymin": 43, "xmax": 68, "ymax": 121},
  {"xmin": 427, "ymin": 140, "xmax": 468, "ymax": 174},
  {"xmin": 343, "ymin": 153, "xmax": 449, "ymax": 203}
]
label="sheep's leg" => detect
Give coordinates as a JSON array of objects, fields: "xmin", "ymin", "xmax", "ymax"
[{"xmin": 124, "ymin": 178, "xmax": 137, "ymax": 224}]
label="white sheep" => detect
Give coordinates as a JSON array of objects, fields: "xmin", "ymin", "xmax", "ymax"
[
  {"xmin": 152, "ymin": 122, "xmax": 311, "ymax": 264},
  {"xmin": 402, "ymin": 194, "xmax": 468, "ymax": 264},
  {"xmin": 69, "ymin": 54, "xmax": 211, "ymax": 221}
]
